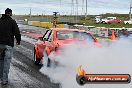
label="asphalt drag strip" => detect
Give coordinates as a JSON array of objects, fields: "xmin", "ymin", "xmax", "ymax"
[{"xmin": 0, "ymin": 37, "xmax": 59, "ymax": 88}]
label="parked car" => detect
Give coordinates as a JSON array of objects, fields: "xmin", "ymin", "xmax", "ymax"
[
  {"xmin": 101, "ymin": 17, "xmax": 117, "ymax": 23},
  {"xmin": 100, "ymin": 17, "xmax": 122, "ymax": 24},
  {"xmin": 34, "ymin": 28, "xmax": 100, "ymax": 67},
  {"xmin": 95, "ymin": 16, "xmax": 102, "ymax": 23},
  {"xmin": 106, "ymin": 18, "xmax": 122, "ymax": 24},
  {"xmin": 124, "ymin": 19, "xmax": 132, "ymax": 24}
]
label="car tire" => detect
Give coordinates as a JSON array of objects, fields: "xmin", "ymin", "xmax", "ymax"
[
  {"xmin": 34, "ymin": 50, "xmax": 40, "ymax": 65},
  {"xmin": 42, "ymin": 50, "xmax": 51, "ymax": 67},
  {"xmin": 102, "ymin": 21, "xmax": 105, "ymax": 24}
]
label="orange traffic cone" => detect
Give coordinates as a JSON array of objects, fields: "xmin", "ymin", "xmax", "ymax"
[{"xmin": 110, "ymin": 30, "xmax": 115, "ymax": 41}]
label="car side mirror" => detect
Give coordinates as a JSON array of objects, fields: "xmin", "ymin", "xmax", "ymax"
[{"xmin": 38, "ymin": 37, "xmax": 43, "ymax": 41}]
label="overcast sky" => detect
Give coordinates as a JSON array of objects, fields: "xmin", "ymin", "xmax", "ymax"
[{"xmin": 0, "ymin": 0, "xmax": 131, "ymax": 15}]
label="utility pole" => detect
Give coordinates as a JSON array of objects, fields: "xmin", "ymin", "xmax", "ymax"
[
  {"xmin": 81, "ymin": 0, "xmax": 84, "ymax": 16},
  {"xmin": 29, "ymin": 0, "xmax": 31, "ymax": 19},
  {"xmin": 71, "ymin": 0, "xmax": 74, "ymax": 15},
  {"xmin": 76, "ymin": 0, "xmax": 78, "ymax": 23},
  {"xmin": 71, "ymin": 0, "xmax": 75, "ymax": 23},
  {"xmin": 129, "ymin": 0, "xmax": 132, "ymax": 20},
  {"xmin": 29, "ymin": 8, "xmax": 32, "ymax": 19},
  {"xmin": 85, "ymin": 0, "xmax": 88, "ymax": 18}
]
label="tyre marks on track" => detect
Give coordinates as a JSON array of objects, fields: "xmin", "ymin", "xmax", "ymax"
[{"xmin": 0, "ymin": 37, "xmax": 59, "ymax": 88}]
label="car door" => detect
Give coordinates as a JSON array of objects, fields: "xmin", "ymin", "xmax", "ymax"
[
  {"xmin": 45, "ymin": 31, "xmax": 56, "ymax": 53},
  {"xmin": 43, "ymin": 30, "xmax": 56, "ymax": 55},
  {"xmin": 35, "ymin": 29, "xmax": 51, "ymax": 58}
]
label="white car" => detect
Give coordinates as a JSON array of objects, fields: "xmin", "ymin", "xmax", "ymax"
[
  {"xmin": 124, "ymin": 19, "xmax": 132, "ymax": 24},
  {"xmin": 95, "ymin": 16, "xmax": 102, "ymax": 23}
]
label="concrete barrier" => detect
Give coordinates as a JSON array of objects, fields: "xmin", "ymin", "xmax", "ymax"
[
  {"xmin": 28, "ymin": 21, "xmax": 66, "ymax": 28},
  {"xmin": 40, "ymin": 22, "xmax": 52, "ymax": 28},
  {"xmin": 32, "ymin": 21, "xmax": 41, "ymax": 27},
  {"xmin": 56, "ymin": 24, "xmax": 65, "ymax": 28},
  {"xmin": 40, "ymin": 22, "xmax": 65, "ymax": 28}
]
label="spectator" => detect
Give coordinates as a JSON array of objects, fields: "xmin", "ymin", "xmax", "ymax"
[{"xmin": 0, "ymin": 8, "xmax": 21, "ymax": 85}]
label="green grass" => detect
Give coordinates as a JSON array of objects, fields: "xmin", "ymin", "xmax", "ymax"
[
  {"xmin": 14, "ymin": 14, "xmax": 132, "ymax": 28},
  {"xmin": 83, "ymin": 23, "xmax": 132, "ymax": 28},
  {"xmin": 80, "ymin": 17, "xmax": 132, "ymax": 28}
]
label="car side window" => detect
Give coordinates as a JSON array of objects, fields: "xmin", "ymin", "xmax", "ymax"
[
  {"xmin": 43, "ymin": 30, "xmax": 51, "ymax": 41},
  {"xmin": 48, "ymin": 31, "xmax": 53, "ymax": 42}
]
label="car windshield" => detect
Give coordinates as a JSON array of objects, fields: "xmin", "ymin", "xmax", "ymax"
[
  {"xmin": 57, "ymin": 31, "xmax": 94, "ymax": 42},
  {"xmin": 107, "ymin": 18, "xmax": 114, "ymax": 20}
]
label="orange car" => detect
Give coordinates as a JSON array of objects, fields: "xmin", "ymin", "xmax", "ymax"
[
  {"xmin": 106, "ymin": 19, "xmax": 122, "ymax": 24},
  {"xmin": 34, "ymin": 28, "xmax": 100, "ymax": 67}
]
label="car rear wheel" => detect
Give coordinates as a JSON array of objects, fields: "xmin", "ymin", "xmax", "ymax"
[{"xmin": 102, "ymin": 21, "xmax": 106, "ymax": 24}]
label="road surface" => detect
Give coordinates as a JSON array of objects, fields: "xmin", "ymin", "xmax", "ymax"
[{"xmin": 0, "ymin": 24, "xmax": 59, "ymax": 88}]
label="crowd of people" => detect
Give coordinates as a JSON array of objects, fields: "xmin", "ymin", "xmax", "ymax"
[{"xmin": 108, "ymin": 28, "xmax": 130, "ymax": 38}]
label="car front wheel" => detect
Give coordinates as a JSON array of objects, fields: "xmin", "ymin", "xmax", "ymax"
[
  {"xmin": 41, "ymin": 50, "xmax": 51, "ymax": 67},
  {"xmin": 34, "ymin": 50, "xmax": 41, "ymax": 65}
]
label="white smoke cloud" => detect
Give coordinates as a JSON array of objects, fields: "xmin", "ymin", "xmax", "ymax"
[{"xmin": 40, "ymin": 37, "xmax": 132, "ymax": 88}]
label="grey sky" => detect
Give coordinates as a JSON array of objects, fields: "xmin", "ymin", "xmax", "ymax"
[{"xmin": 0, "ymin": 0, "xmax": 131, "ymax": 15}]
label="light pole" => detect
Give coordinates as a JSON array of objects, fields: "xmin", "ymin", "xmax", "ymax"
[
  {"xmin": 81, "ymin": 0, "xmax": 84, "ymax": 16},
  {"xmin": 85, "ymin": 0, "xmax": 88, "ymax": 18},
  {"xmin": 76, "ymin": 0, "xmax": 78, "ymax": 23},
  {"xmin": 28, "ymin": 0, "xmax": 32, "ymax": 19},
  {"xmin": 129, "ymin": 0, "xmax": 132, "ymax": 20},
  {"xmin": 71, "ymin": 0, "xmax": 74, "ymax": 15},
  {"xmin": 29, "ymin": 8, "xmax": 32, "ymax": 19},
  {"xmin": 71, "ymin": 0, "xmax": 75, "ymax": 23}
]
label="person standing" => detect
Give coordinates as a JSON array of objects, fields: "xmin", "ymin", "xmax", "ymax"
[{"xmin": 0, "ymin": 8, "xmax": 21, "ymax": 85}]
